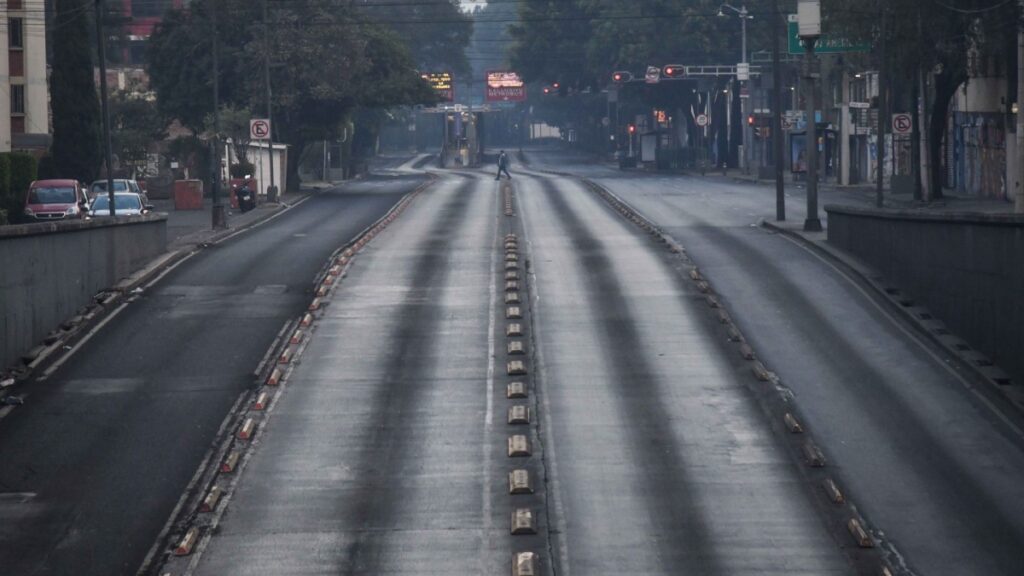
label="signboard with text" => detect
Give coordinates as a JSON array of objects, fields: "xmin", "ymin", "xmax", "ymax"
[
  {"xmin": 787, "ymin": 15, "xmax": 869, "ymax": 54},
  {"xmin": 486, "ymin": 71, "xmax": 526, "ymax": 102},
  {"xmin": 421, "ymin": 72, "xmax": 454, "ymax": 102}
]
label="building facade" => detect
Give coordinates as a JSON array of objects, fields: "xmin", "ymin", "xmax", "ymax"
[{"xmin": 0, "ymin": 0, "xmax": 49, "ymax": 152}]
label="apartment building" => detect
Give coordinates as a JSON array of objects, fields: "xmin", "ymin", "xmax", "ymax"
[{"xmin": 0, "ymin": 0, "xmax": 48, "ymax": 152}]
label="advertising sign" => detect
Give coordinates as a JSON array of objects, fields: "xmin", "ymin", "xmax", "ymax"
[
  {"xmin": 421, "ymin": 72, "xmax": 454, "ymax": 102},
  {"xmin": 486, "ymin": 71, "xmax": 526, "ymax": 102}
]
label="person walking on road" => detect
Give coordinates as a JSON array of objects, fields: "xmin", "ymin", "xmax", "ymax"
[{"xmin": 496, "ymin": 150, "xmax": 512, "ymax": 180}]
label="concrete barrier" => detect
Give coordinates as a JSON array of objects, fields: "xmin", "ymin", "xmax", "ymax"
[
  {"xmin": 0, "ymin": 214, "xmax": 168, "ymax": 372},
  {"xmin": 825, "ymin": 205, "xmax": 1024, "ymax": 384}
]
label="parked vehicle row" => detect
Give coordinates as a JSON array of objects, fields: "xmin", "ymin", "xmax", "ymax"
[{"xmin": 22, "ymin": 178, "xmax": 152, "ymax": 222}]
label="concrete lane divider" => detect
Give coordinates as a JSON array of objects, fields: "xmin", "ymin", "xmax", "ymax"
[
  {"xmin": 507, "ymin": 382, "xmax": 527, "ymax": 398},
  {"xmin": 507, "ymin": 360, "xmax": 527, "ymax": 376},
  {"xmin": 705, "ymin": 295, "xmax": 720, "ymax": 308},
  {"xmin": 329, "ymin": 264, "xmax": 342, "ymax": 276},
  {"xmin": 847, "ymin": 518, "xmax": 874, "ymax": 548},
  {"xmin": 738, "ymin": 343, "xmax": 755, "ymax": 360},
  {"xmin": 508, "ymin": 434, "xmax": 531, "ymax": 457},
  {"xmin": 506, "ymin": 292, "xmax": 521, "ymax": 304},
  {"xmin": 290, "ymin": 329, "xmax": 305, "ymax": 345},
  {"xmin": 267, "ymin": 368, "xmax": 283, "ymax": 386},
  {"xmin": 199, "ymin": 485, "xmax": 223, "ymax": 513},
  {"xmin": 783, "ymin": 412, "xmax": 804, "ymax": 433},
  {"xmin": 300, "ymin": 313, "xmax": 314, "ymax": 327},
  {"xmin": 696, "ymin": 281, "xmax": 711, "ymax": 293},
  {"xmin": 253, "ymin": 391, "xmax": 270, "ymax": 411},
  {"xmin": 506, "ymin": 306, "xmax": 523, "ymax": 319},
  {"xmin": 511, "ymin": 508, "xmax": 538, "ymax": 535},
  {"xmin": 237, "ymin": 417, "xmax": 257, "ymax": 440},
  {"xmin": 173, "ymin": 527, "xmax": 199, "ymax": 556},
  {"xmin": 308, "ymin": 297, "xmax": 323, "ymax": 311},
  {"xmin": 823, "ymin": 478, "xmax": 845, "ymax": 504},
  {"xmin": 802, "ymin": 440, "xmax": 827, "ymax": 467},
  {"xmin": 220, "ymin": 451, "xmax": 241, "ymax": 473},
  {"xmin": 278, "ymin": 347, "xmax": 293, "ymax": 365},
  {"xmin": 505, "ymin": 261, "xmax": 519, "ymax": 271},
  {"xmin": 506, "ymin": 253, "xmax": 519, "ymax": 261},
  {"xmin": 505, "ymin": 281, "xmax": 520, "ymax": 293},
  {"xmin": 507, "ymin": 323, "xmax": 523, "ymax": 337},
  {"xmin": 508, "ymin": 405, "xmax": 530, "ymax": 425},
  {"xmin": 509, "ymin": 469, "xmax": 533, "ymax": 494},
  {"xmin": 726, "ymin": 327, "xmax": 743, "ymax": 342},
  {"xmin": 717, "ymin": 309, "xmax": 731, "ymax": 324},
  {"xmin": 751, "ymin": 360, "xmax": 774, "ymax": 382},
  {"xmin": 506, "ymin": 271, "xmax": 519, "ymax": 281},
  {"xmin": 508, "ymin": 341, "xmax": 525, "ymax": 355},
  {"xmin": 512, "ymin": 551, "xmax": 537, "ymax": 576}
]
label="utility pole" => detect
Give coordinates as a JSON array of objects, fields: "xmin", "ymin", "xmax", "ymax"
[
  {"xmin": 798, "ymin": 0, "xmax": 822, "ymax": 231},
  {"xmin": 772, "ymin": 0, "xmax": 785, "ymax": 220},
  {"xmin": 876, "ymin": 7, "xmax": 887, "ymax": 208},
  {"xmin": 94, "ymin": 0, "xmax": 115, "ymax": 216},
  {"xmin": 1017, "ymin": 0, "xmax": 1024, "ymax": 212},
  {"xmin": 211, "ymin": 0, "xmax": 226, "ymax": 228},
  {"xmin": 262, "ymin": 0, "xmax": 277, "ymax": 202}
]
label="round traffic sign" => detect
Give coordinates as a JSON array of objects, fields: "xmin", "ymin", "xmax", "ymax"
[
  {"xmin": 695, "ymin": 114, "xmax": 709, "ymax": 127},
  {"xmin": 892, "ymin": 113, "xmax": 912, "ymax": 135},
  {"xmin": 250, "ymin": 119, "xmax": 271, "ymax": 140}
]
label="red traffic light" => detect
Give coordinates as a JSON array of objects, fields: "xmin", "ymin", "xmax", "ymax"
[
  {"xmin": 627, "ymin": 124, "xmax": 636, "ymax": 134},
  {"xmin": 662, "ymin": 65, "xmax": 686, "ymax": 78},
  {"xmin": 747, "ymin": 115, "xmax": 755, "ymax": 126},
  {"xmin": 552, "ymin": 82, "xmax": 561, "ymax": 89},
  {"xmin": 612, "ymin": 71, "xmax": 632, "ymax": 83},
  {"xmin": 543, "ymin": 86, "xmax": 552, "ymax": 95}
]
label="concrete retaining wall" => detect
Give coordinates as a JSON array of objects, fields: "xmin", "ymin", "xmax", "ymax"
[
  {"xmin": 826, "ymin": 205, "xmax": 1024, "ymax": 383},
  {"xmin": 0, "ymin": 215, "xmax": 168, "ymax": 373}
]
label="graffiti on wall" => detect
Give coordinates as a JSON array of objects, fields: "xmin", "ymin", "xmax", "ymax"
[{"xmin": 954, "ymin": 112, "xmax": 1006, "ymax": 199}]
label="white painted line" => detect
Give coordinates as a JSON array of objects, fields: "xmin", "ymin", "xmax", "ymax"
[
  {"xmin": 479, "ymin": 184, "xmax": 499, "ymax": 572},
  {"xmin": 37, "ymin": 302, "xmax": 129, "ymax": 382}
]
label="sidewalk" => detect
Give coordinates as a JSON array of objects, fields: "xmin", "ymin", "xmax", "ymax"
[
  {"xmin": 702, "ymin": 167, "xmax": 1017, "ymax": 215},
  {"xmin": 154, "ymin": 189, "xmax": 312, "ymax": 252}
]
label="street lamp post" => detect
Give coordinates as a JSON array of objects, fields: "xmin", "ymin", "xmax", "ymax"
[
  {"xmin": 719, "ymin": 4, "xmax": 753, "ymax": 172},
  {"xmin": 798, "ymin": 0, "xmax": 822, "ymax": 231}
]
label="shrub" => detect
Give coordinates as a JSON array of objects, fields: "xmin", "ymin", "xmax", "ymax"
[
  {"xmin": 36, "ymin": 154, "xmax": 57, "ymax": 180},
  {"xmin": 0, "ymin": 154, "xmax": 13, "ymax": 222},
  {"xmin": 9, "ymin": 153, "xmax": 38, "ymax": 201},
  {"xmin": 230, "ymin": 160, "xmax": 255, "ymax": 179}
]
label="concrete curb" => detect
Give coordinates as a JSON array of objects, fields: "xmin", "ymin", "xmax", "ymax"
[{"xmin": 761, "ymin": 220, "xmax": 1024, "ymax": 413}]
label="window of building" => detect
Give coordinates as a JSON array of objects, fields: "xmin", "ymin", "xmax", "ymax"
[
  {"xmin": 11, "ymin": 85, "xmax": 25, "ymax": 115},
  {"xmin": 9, "ymin": 18, "xmax": 23, "ymax": 49}
]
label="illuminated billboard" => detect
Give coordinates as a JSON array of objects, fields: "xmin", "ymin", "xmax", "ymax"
[
  {"xmin": 421, "ymin": 72, "xmax": 454, "ymax": 102},
  {"xmin": 486, "ymin": 71, "xmax": 526, "ymax": 102}
]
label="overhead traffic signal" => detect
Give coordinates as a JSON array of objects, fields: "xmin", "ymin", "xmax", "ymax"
[
  {"xmin": 612, "ymin": 71, "xmax": 632, "ymax": 83},
  {"xmin": 662, "ymin": 65, "xmax": 686, "ymax": 78},
  {"xmin": 627, "ymin": 124, "xmax": 637, "ymax": 135},
  {"xmin": 747, "ymin": 114, "xmax": 755, "ymax": 126}
]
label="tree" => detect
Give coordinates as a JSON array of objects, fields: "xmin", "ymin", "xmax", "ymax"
[
  {"xmin": 825, "ymin": 0, "xmax": 1016, "ymax": 199},
  {"xmin": 148, "ymin": 0, "xmax": 437, "ymax": 189},
  {"xmin": 110, "ymin": 89, "xmax": 167, "ymax": 178},
  {"xmin": 357, "ymin": 0, "xmax": 474, "ymax": 77},
  {"xmin": 50, "ymin": 0, "xmax": 102, "ymax": 183}
]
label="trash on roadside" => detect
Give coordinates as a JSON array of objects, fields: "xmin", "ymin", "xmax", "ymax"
[
  {"xmin": 0, "ymin": 378, "xmax": 15, "ymax": 388},
  {"xmin": 1, "ymin": 395, "xmax": 24, "ymax": 406}
]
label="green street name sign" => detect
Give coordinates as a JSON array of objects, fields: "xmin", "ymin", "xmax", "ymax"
[{"xmin": 787, "ymin": 15, "xmax": 870, "ymax": 54}]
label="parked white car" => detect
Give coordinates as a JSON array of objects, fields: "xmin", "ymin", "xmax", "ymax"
[{"xmin": 89, "ymin": 192, "xmax": 154, "ymax": 217}]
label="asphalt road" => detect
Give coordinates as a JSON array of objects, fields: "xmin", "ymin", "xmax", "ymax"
[
  {"xmin": 179, "ymin": 166, "xmax": 853, "ymax": 575},
  {"xmin": 524, "ymin": 148, "xmax": 1024, "ymax": 575},
  {"xmin": 0, "ymin": 174, "xmax": 421, "ymax": 575}
]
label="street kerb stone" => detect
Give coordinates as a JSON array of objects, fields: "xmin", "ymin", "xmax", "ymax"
[
  {"xmin": 512, "ymin": 552, "xmax": 537, "ymax": 576},
  {"xmin": 506, "ymin": 271, "xmax": 519, "ymax": 280},
  {"xmin": 507, "ymin": 323, "xmax": 523, "ymax": 337},
  {"xmin": 511, "ymin": 508, "xmax": 537, "ymax": 535},
  {"xmin": 508, "ymin": 434, "xmax": 531, "ymax": 456},
  {"xmin": 506, "ymin": 306, "xmax": 523, "ymax": 319},
  {"xmin": 220, "ymin": 451, "xmax": 241, "ymax": 473},
  {"xmin": 508, "ymin": 405, "xmax": 530, "ymax": 425},
  {"xmin": 506, "ymin": 280, "xmax": 520, "ymax": 292},
  {"xmin": 847, "ymin": 518, "xmax": 874, "ymax": 548},
  {"xmin": 507, "ymin": 381, "xmax": 527, "ymax": 398},
  {"xmin": 237, "ymin": 417, "xmax": 257, "ymax": 440},
  {"xmin": 506, "ymin": 292, "xmax": 521, "ymax": 304},
  {"xmin": 253, "ymin": 391, "xmax": 270, "ymax": 410},
  {"xmin": 199, "ymin": 485, "xmax": 223, "ymax": 513},
  {"xmin": 803, "ymin": 440, "xmax": 826, "ymax": 467},
  {"xmin": 783, "ymin": 412, "xmax": 803, "ymax": 433},
  {"xmin": 823, "ymin": 478, "xmax": 844, "ymax": 504},
  {"xmin": 509, "ymin": 469, "xmax": 533, "ymax": 494},
  {"xmin": 174, "ymin": 527, "xmax": 199, "ymax": 556},
  {"xmin": 508, "ymin": 341, "xmax": 525, "ymax": 355},
  {"xmin": 507, "ymin": 360, "xmax": 527, "ymax": 375}
]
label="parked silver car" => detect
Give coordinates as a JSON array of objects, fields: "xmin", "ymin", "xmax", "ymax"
[{"xmin": 88, "ymin": 192, "xmax": 154, "ymax": 217}]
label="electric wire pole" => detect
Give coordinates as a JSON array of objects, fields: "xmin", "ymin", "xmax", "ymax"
[
  {"xmin": 211, "ymin": 0, "xmax": 226, "ymax": 228},
  {"xmin": 94, "ymin": 0, "xmax": 115, "ymax": 216},
  {"xmin": 772, "ymin": 0, "xmax": 785, "ymax": 220},
  {"xmin": 876, "ymin": 7, "xmax": 887, "ymax": 208},
  {"xmin": 263, "ymin": 0, "xmax": 277, "ymax": 202},
  {"xmin": 1017, "ymin": 0, "xmax": 1024, "ymax": 212}
]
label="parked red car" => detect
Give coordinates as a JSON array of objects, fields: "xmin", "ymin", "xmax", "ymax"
[{"xmin": 23, "ymin": 179, "xmax": 90, "ymax": 221}]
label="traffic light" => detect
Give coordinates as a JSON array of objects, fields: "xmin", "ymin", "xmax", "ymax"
[
  {"xmin": 662, "ymin": 65, "xmax": 686, "ymax": 78},
  {"xmin": 753, "ymin": 126, "xmax": 762, "ymax": 138},
  {"xmin": 627, "ymin": 124, "xmax": 637, "ymax": 135},
  {"xmin": 552, "ymin": 82, "xmax": 561, "ymax": 89},
  {"xmin": 542, "ymin": 86, "xmax": 552, "ymax": 95},
  {"xmin": 747, "ymin": 114, "xmax": 755, "ymax": 126},
  {"xmin": 612, "ymin": 71, "xmax": 632, "ymax": 83}
]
